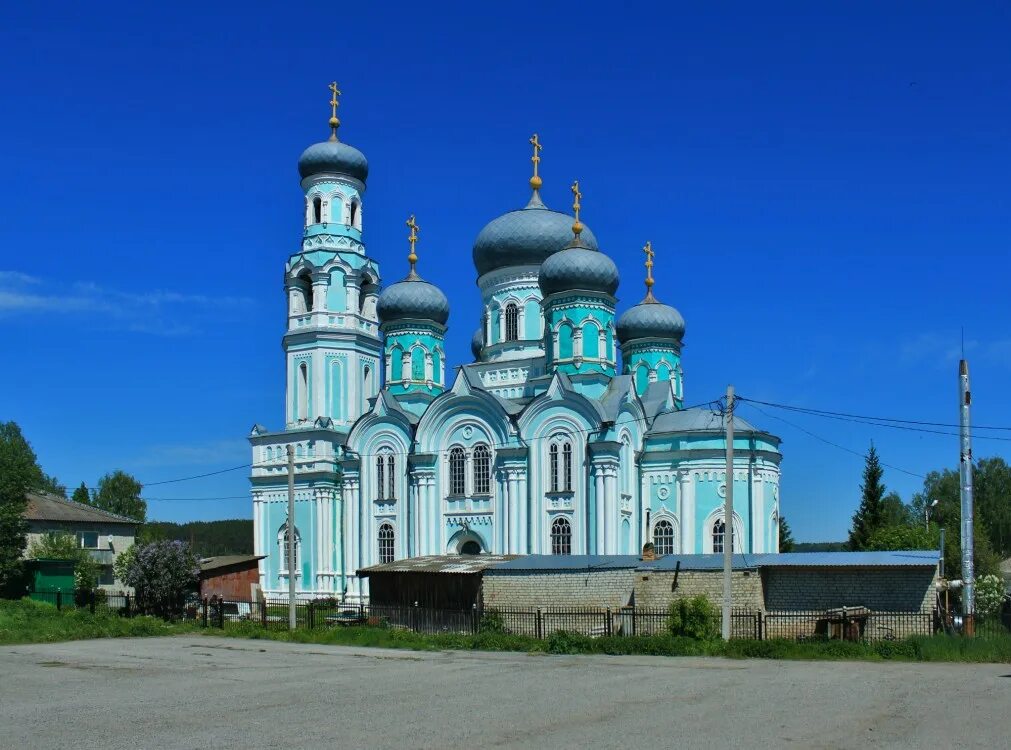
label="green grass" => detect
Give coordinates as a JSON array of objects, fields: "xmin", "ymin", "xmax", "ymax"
[{"xmin": 0, "ymin": 598, "xmax": 196, "ymax": 645}]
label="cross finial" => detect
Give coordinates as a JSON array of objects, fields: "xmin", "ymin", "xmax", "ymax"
[
  {"xmin": 643, "ymin": 240, "xmax": 657, "ymax": 302},
  {"xmin": 406, "ymin": 214, "xmax": 420, "ymax": 274},
  {"xmin": 328, "ymin": 81, "xmax": 341, "ymax": 141},
  {"xmin": 529, "ymin": 133, "xmax": 543, "ymax": 191},
  {"xmin": 570, "ymin": 180, "xmax": 583, "ymax": 239}
]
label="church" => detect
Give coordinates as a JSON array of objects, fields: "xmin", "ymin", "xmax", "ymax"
[{"xmin": 249, "ymin": 87, "xmax": 783, "ymax": 599}]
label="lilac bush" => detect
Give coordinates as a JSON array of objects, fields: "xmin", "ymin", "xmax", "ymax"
[{"xmin": 123, "ymin": 540, "xmax": 199, "ymax": 619}]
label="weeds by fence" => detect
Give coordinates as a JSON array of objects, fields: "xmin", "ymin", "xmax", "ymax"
[{"xmin": 24, "ymin": 591, "xmax": 1011, "ymax": 642}]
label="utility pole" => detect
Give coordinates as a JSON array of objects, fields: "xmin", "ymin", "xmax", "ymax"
[
  {"xmin": 722, "ymin": 384, "xmax": 734, "ymax": 641},
  {"xmin": 958, "ymin": 359, "xmax": 975, "ymax": 635},
  {"xmin": 287, "ymin": 444, "xmax": 296, "ymax": 631}
]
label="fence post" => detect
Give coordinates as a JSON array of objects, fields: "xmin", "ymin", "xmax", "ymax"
[
  {"xmin": 202, "ymin": 597, "xmax": 208, "ymax": 628},
  {"xmin": 472, "ymin": 603, "xmax": 478, "ymax": 635},
  {"xmin": 56, "ymin": 590, "xmax": 62, "ymax": 611},
  {"xmin": 606, "ymin": 608, "xmax": 612, "ymax": 637},
  {"xmin": 89, "ymin": 589, "xmax": 96, "ymax": 615},
  {"xmin": 308, "ymin": 601, "xmax": 316, "ymax": 630},
  {"xmin": 412, "ymin": 601, "xmax": 418, "ymax": 633},
  {"xmin": 842, "ymin": 609, "xmax": 849, "ymax": 642},
  {"xmin": 631, "ymin": 602, "xmax": 637, "ymax": 637},
  {"xmin": 758, "ymin": 611, "xmax": 764, "ymax": 641},
  {"xmin": 261, "ymin": 599, "xmax": 267, "ymax": 628},
  {"xmin": 125, "ymin": 593, "xmax": 131, "ymax": 618},
  {"xmin": 536, "ymin": 608, "xmax": 543, "ymax": 640}
]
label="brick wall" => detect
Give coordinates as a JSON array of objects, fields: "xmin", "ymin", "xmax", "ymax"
[
  {"xmin": 762, "ymin": 567, "xmax": 937, "ymax": 613},
  {"xmin": 634, "ymin": 570, "xmax": 764, "ymax": 610},
  {"xmin": 483, "ymin": 569, "xmax": 635, "ymax": 610}
]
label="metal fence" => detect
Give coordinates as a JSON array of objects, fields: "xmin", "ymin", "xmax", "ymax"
[{"xmin": 23, "ymin": 590, "xmax": 1011, "ymax": 642}]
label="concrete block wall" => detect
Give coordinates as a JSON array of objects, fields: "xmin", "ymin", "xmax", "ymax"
[
  {"xmin": 483, "ymin": 569, "xmax": 634, "ymax": 610},
  {"xmin": 762, "ymin": 568, "xmax": 938, "ymax": 613},
  {"xmin": 634, "ymin": 570, "xmax": 764, "ymax": 610}
]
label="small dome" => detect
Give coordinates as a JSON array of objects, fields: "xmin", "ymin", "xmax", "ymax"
[
  {"xmin": 538, "ymin": 240, "xmax": 619, "ymax": 297},
  {"xmin": 298, "ymin": 140, "xmax": 369, "ymax": 183},
  {"xmin": 472, "ymin": 196, "xmax": 598, "ymax": 277},
  {"xmin": 616, "ymin": 299, "xmax": 686, "ymax": 344},
  {"xmin": 470, "ymin": 328, "xmax": 484, "ymax": 359},
  {"xmin": 377, "ymin": 274, "xmax": 449, "ymax": 326}
]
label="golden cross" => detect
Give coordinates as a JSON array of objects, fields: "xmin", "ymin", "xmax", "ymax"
[
  {"xmin": 406, "ymin": 214, "xmax": 420, "ymax": 271},
  {"xmin": 643, "ymin": 241, "xmax": 656, "ymax": 299},
  {"xmin": 570, "ymin": 181, "xmax": 583, "ymax": 238},
  {"xmin": 529, "ymin": 133, "xmax": 543, "ymax": 189},
  {"xmin": 328, "ymin": 81, "xmax": 342, "ymax": 140}
]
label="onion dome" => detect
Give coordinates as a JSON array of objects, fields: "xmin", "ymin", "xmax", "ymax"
[
  {"xmin": 297, "ymin": 82, "xmax": 369, "ymax": 182},
  {"xmin": 538, "ymin": 239, "xmax": 619, "ymax": 296},
  {"xmin": 298, "ymin": 140, "xmax": 369, "ymax": 182},
  {"xmin": 615, "ymin": 240, "xmax": 685, "ymax": 343},
  {"xmin": 377, "ymin": 214, "xmax": 450, "ymax": 326},
  {"xmin": 470, "ymin": 328, "xmax": 484, "ymax": 359}
]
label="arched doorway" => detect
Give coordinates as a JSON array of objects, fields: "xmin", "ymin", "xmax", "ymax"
[
  {"xmin": 447, "ymin": 528, "xmax": 485, "ymax": 556},
  {"xmin": 460, "ymin": 540, "xmax": 481, "ymax": 555}
]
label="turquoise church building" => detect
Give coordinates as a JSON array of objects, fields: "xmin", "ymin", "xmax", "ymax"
[{"xmin": 249, "ymin": 94, "xmax": 783, "ymax": 600}]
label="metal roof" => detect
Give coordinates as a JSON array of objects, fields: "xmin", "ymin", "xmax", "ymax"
[
  {"xmin": 358, "ymin": 554, "xmax": 519, "ymax": 576},
  {"xmin": 642, "ymin": 554, "xmax": 755, "ymax": 571},
  {"xmin": 199, "ymin": 555, "xmax": 265, "ymax": 573},
  {"xmin": 749, "ymin": 550, "xmax": 940, "ymax": 568},
  {"xmin": 485, "ymin": 555, "xmax": 645, "ymax": 573},
  {"xmin": 24, "ymin": 492, "xmax": 139, "ymax": 526}
]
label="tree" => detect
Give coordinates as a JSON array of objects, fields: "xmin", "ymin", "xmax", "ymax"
[
  {"xmin": 94, "ymin": 470, "xmax": 146, "ymax": 522},
  {"xmin": 40, "ymin": 474, "xmax": 66, "ymax": 498},
  {"xmin": 0, "ymin": 422, "xmax": 43, "ymax": 590},
  {"xmin": 880, "ymin": 491, "xmax": 913, "ymax": 528},
  {"xmin": 866, "ymin": 523, "xmax": 939, "ymax": 552},
  {"xmin": 27, "ymin": 532, "xmax": 99, "ymax": 591},
  {"xmin": 122, "ymin": 540, "xmax": 199, "ymax": 619},
  {"xmin": 848, "ymin": 444, "xmax": 887, "ymax": 550},
  {"xmin": 975, "ymin": 574, "xmax": 1008, "ymax": 619},
  {"xmin": 71, "ymin": 482, "xmax": 92, "ymax": 506},
  {"xmin": 778, "ymin": 516, "xmax": 796, "ymax": 552}
]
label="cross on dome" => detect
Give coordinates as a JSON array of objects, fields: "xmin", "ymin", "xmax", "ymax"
[
  {"xmin": 570, "ymin": 180, "xmax": 583, "ymax": 239},
  {"xmin": 328, "ymin": 81, "xmax": 341, "ymax": 141},
  {"xmin": 406, "ymin": 214, "xmax": 420, "ymax": 275},
  {"xmin": 529, "ymin": 133, "xmax": 543, "ymax": 191},
  {"xmin": 643, "ymin": 240, "xmax": 657, "ymax": 302}
]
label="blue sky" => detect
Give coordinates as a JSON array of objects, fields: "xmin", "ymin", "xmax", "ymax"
[{"xmin": 1, "ymin": 2, "xmax": 1009, "ymax": 541}]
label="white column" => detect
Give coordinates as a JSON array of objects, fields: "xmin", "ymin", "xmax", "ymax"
[
  {"xmin": 604, "ymin": 464, "xmax": 618, "ymax": 553},
  {"xmin": 752, "ymin": 471, "xmax": 764, "ymax": 553},
  {"xmin": 681, "ymin": 473, "xmax": 696, "ymax": 553},
  {"xmin": 312, "ymin": 279, "xmax": 328, "ymax": 312},
  {"xmin": 594, "ymin": 465, "xmax": 605, "ymax": 554},
  {"xmin": 507, "ymin": 470, "xmax": 519, "ymax": 554},
  {"xmin": 518, "ymin": 471, "xmax": 529, "ymax": 553}
]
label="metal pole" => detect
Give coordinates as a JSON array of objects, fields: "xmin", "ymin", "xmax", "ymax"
[
  {"xmin": 287, "ymin": 444, "xmax": 297, "ymax": 631},
  {"xmin": 958, "ymin": 359, "xmax": 975, "ymax": 634},
  {"xmin": 722, "ymin": 384, "xmax": 735, "ymax": 641}
]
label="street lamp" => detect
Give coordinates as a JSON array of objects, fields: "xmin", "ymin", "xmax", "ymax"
[{"xmin": 925, "ymin": 498, "xmax": 939, "ymax": 530}]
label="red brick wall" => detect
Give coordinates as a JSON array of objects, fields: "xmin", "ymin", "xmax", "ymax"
[{"xmin": 200, "ymin": 565, "xmax": 259, "ymax": 600}]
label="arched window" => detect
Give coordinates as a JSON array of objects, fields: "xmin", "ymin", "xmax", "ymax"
[
  {"xmin": 378, "ymin": 523, "xmax": 395, "ymax": 564},
  {"xmin": 473, "ymin": 444, "xmax": 491, "ymax": 495},
  {"xmin": 449, "ymin": 447, "xmax": 467, "ymax": 496},
  {"xmin": 562, "ymin": 442, "xmax": 573, "ymax": 492},
  {"xmin": 387, "ymin": 454, "xmax": 396, "ymax": 500},
  {"xmin": 349, "ymin": 200, "xmax": 360, "ymax": 229},
  {"xmin": 712, "ymin": 519, "xmax": 727, "ymax": 554},
  {"xmin": 297, "ymin": 362, "xmax": 308, "ymax": 421},
  {"xmin": 549, "ymin": 443, "xmax": 559, "ymax": 492},
  {"xmin": 505, "ymin": 303, "xmax": 519, "ymax": 342},
  {"xmin": 550, "ymin": 517, "xmax": 572, "ymax": 555},
  {"xmin": 312, "ymin": 196, "xmax": 322, "ymax": 224},
  {"xmin": 278, "ymin": 524, "xmax": 300, "ymax": 573},
  {"xmin": 375, "ymin": 455, "xmax": 385, "ymax": 500},
  {"xmin": 653, "ymin": 519, "xmax": 675, "ymax": 556}
]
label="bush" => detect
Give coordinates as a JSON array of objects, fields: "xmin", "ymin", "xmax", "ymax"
[
  {"xmin": 668, "ymin": 595, "xmax": 720, "ymax": 640},
  {"xmin": 976, "ymin": 574, "xmax": 1008, "ymax": 619},
  {"xmin": 479, "ymin": 609, "xmax": 508, "ymax": 634},
  {"xmin": 122, "ymin": 540, "xmax": 199, "ymax": 620},
  {"xmin": 547, "ymin": 630, "xmax": 593, "ymax": 654}
]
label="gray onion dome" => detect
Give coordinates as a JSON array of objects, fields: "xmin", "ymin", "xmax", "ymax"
[
  {"xmin": 472, "ymin": 193, "xmax": 598, "ymax": 277},
  {"xmin": 298, "ymin": 140, "xmax": 369, "ymax": 183},
  {"xmin": 615, "ymin": 299, "xmax": 686, "ymax": 344},
  {"xmin": 470, "ymin": 328, "xmax": 484, "ymax": 359},
  {"xmin": 377, "ymin": 273, "xmax": 450, "ymax": 326},
  {"xmin": 538, "ymin": 238, "xmax": 619, "ymax": 297}
]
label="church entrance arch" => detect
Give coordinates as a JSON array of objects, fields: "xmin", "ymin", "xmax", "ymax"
[{"xmin": 447, "ymin": 528, "xmax": 486, "ymax": 555}]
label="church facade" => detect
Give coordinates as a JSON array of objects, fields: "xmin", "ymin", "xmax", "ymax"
[{"xmin": 249, "ymin": 93, "xmax": 783, "ymax": 599}]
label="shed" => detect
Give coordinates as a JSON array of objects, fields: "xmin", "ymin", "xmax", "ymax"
[
  {"xmin": 199, "ymin": 555, "xmax": 265, "ymax": 601},
  {"xmin": 358, "ymin": 555, "xmax": 518, "ymax": 609}
]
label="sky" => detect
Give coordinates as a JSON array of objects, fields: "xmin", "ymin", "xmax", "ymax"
[{"xmin": 1, "ymin": 2, "xmax": 1009, "ymax": 541}]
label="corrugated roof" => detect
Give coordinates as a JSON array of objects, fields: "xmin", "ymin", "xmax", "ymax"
[
  {"xmin": 358, "ymin": 554, "xmax": 519, "ymax": 576},
  {"xmin": 24, "ymin": 492, "xmax": 139, "ymax": 525},
  {"xmin": 649, "ymin": 406, "xmax": 761, "ymax": 435},
  {"xmin": 642, "ymin": 554, "xmax": 755, "ymax": 571},
  {"xmin": 749, "ymin": 550, "xmax": 940, "ymax": 568},
  {"xmin": 199, "ymin": 555, "xmax": 265, "ymax": 573},
  {"xmin": 485, "ymin": 555, "xmax": 645, "ymax": 573}
]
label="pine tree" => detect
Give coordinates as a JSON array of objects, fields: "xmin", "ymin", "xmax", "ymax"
[
  {"xmin": 71, "ymin": 482, "xmax": 92, "ymax": 506},
  {"xmin": 778, "ymin": 515, "xmax": 796, "ymax": 552},
  {"xmin": 848, "ymin": 443, "xmax": 887, "ymax": 550}
]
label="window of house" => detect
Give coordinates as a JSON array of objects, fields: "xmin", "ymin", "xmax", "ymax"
[
  {"xmin": 77, "ymin": 531, "xmax": 99, "ymax": 549},
  {"xmin": 653, "ymin": 520, "xmax": 675, "ymax": 557},
  {"xmin": 449, "ymin": 447, "xmax": 467, "ymax": 496},
  {"xmin": 550, "ymin": 517, "xmax": 572, "ymax": 555},
  {"xmin": 378, "ymin": 523, "xmax": 395, "ymax": 564},
  {"xmin": 712, "ymin": 520, "xmax": 727, "ymax": 554},
  {"xmin": 472, "ymin": 444, "xmax": 490, "ymax": 495},
  {"xmin": 505, "ymin": 303, "xmax": 519, "ymax": 342},
  {"xmin": 98, "ymin": 566, "xmax": 115, "ymax": 586}
]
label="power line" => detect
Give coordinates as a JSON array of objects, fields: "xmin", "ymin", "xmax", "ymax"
[
  {"xmin": 738, "ymin": 401, "xmax": 926, "ymax": 479},
  {"xmin": 737, "ymin": 396, "xmax": 1011, "ymax": 434}
]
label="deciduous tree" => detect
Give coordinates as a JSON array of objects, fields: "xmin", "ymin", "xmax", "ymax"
[
  {"xmin": 94, "ymin": 470, "xmax": 146, "ymax": 522},
  {"xmin": 0, "ymin": 422, "xmax": 43, "ymax": 590}
]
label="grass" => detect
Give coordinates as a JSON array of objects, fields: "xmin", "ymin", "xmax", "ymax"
[
  {"xmin": 0, "ymin": 598, "xmax": 196, "ymax": 645},
  {"xmin": 4, "ymin": 599, "xmax": 1010, "ymax": 663}
]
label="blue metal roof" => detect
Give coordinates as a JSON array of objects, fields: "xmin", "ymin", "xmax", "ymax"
[
  {"xmin": 485, "ymin": 555, "xmax": 644, "ymax": 573},
  {"xmin": 749, "ymin": 550, "xmax": 940, "ymax": 568}
]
